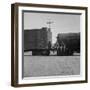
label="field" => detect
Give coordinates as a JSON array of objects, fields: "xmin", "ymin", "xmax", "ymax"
[{"xmin": 23, "ymin": 56, "xmax": 80, "ymax": 77}]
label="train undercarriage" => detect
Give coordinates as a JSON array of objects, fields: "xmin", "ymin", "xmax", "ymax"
[{"xmin": 31, "ymin": 48, "xmax": 74, "ymax": 56}]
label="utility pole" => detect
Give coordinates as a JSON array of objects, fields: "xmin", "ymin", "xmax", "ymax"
[{"xmin": 47, "ymin": 20, "xmax": 53, "ymax": 29}]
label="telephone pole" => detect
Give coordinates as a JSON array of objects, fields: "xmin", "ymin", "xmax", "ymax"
[{"xmin": 47, "ymin": 20, "xmax": 53, "ymax": 29}]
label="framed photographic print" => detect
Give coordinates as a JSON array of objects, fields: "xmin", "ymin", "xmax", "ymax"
[{"xmin": 11, "ymin": 3, "xmax": 88, "ymax": 87}]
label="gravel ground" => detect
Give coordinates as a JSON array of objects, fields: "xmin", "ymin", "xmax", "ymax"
[{"xmin": 23, "ymin": 56, "xmax": 80, "ymax": 77}]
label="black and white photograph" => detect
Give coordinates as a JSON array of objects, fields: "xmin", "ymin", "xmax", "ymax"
[
  {"xmin": 11, "ymin": 3, "xmax": 87, "ymax": 87},
  {"xmin": 23, "ymin": 11, "xmax": 80, "ymax": 77}
]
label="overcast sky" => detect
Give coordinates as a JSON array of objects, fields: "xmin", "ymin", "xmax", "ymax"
[{"xmin": 24, "ymin": 12, "xmax": 80, "ymax": 44}]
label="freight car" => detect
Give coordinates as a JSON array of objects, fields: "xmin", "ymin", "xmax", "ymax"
[
  {"xmin": 54, "ymin": 33, "xmax": 80, "ymax": 56},
  {"xmin": 24, "ymin": 27, "xmax": 52, "ymax": 55},
  {"xmin": 55, "ymin": 33, "xmax": 80, "ymax": 56}
]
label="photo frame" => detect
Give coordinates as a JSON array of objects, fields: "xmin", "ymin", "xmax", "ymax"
[{"xmin": 11, "ymin": 3, "xmax": 88, "ymax": 87}]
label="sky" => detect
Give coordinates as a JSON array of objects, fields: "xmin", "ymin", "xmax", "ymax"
[{"xmin": 24, "ymin": 12, "xmax": 80, "ymax": 44}]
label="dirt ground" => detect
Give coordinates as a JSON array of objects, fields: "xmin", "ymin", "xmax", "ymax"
[{"xmin": 23, "ymin": 56, "xmax": 80, "ymax": 77}]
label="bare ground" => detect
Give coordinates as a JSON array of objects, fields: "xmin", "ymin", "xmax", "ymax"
[{"xmin": 24, "ymin": 56, "xmax": 80, "ymax": 77}]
